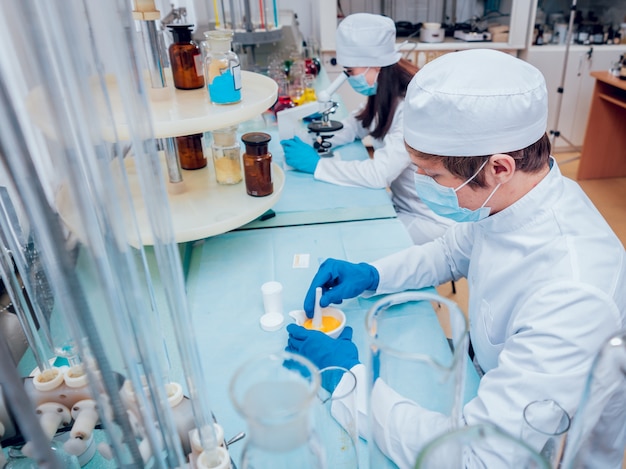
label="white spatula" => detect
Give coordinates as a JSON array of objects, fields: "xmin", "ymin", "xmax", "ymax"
[{"xmin": 312, "ymin": 287, "xmax": 323, "ymax": 330}]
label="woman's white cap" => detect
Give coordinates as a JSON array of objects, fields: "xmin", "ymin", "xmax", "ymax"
[
  {"xmin": 404, "ymin": 49, "xmax": 548, "ymax": 156},
  {"xmin": 336, "ymin": 13, "xmax": 402, "ymax": 67}
]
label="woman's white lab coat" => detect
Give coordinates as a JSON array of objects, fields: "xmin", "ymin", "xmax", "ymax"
[
  {"xmin": 345, "ymin": 160, "xmax": 626, "ymax": 468},
  {"xmin": 313, "ymin": 102, "xmax": 453, "ymax": 244}
]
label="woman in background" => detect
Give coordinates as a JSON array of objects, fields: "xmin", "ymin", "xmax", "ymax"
[{"xmin": 280, "ymin": 13, "xmax": 453, "ymax": 244}]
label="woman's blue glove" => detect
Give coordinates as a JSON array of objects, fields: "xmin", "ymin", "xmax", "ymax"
[
  {"xmin": 286, "ymin": 324, "xmax": 360, "ymax": 371},
  {"xmin": 304, "ymin": 259, "xmax": 380, "ymax": 317},
  {"xmin": 280, "ymin": 136, "xmax": 320, "ymax": 174}
]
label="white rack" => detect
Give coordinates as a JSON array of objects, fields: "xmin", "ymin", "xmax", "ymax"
[{"xmin": 43, "ymin": 70, "xmax": 282, "ymax": 245}]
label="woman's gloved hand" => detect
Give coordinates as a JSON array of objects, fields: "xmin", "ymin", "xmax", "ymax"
[
  {"xmin": 304, "ymin": 259, "xmax": 380, "ymax": 317},
  {"xmin": 286, "ymin": 324, "xmax": 360, "ymax": 371},
  {"xmin": 280, "ymin": 136, "xmax": 320, "ymax": 174}
]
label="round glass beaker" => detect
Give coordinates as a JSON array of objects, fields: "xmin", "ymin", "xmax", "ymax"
[
  {"xmin": 414, "ymin": 423, "xmax": 551, "ymax": 468},
  {"xmin": 522, "ymin": 399, "xmax": 570, "ymax": 468},
  {"xmin": 365, "ymin": 290, "xmax": 470, "ymax": 469},
  {"xmin": 211, "ymin": 125, "xmax": 242, "ymax": 185},
  {"xmin": 229, "ymin": 351, "xmax": 323, "ymax": 469}
]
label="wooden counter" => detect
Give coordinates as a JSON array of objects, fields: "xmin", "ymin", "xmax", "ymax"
[{"xmin": 578, "ymin": 71, "xmax": 626, "ymax": 180}]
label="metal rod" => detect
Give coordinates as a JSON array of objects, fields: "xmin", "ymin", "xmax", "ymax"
[
  {"xmin": 243, "ymin": 0, "xmax": 253, "ymax": 32},
  {"xmin": 162, "ymin": 137, "xmax": 183, "ymax": 184},
  {"xmin": 0, "ymin": 336, "xmax": 63, "ymax": 468},
  {"xmin": 229, "ymin": 0, "xmax": 236, "ymax": 29},
  {"xmin": 550, "ymin": 0, "xmax": 577, "ymax": 149},
  {"xmin": 142, "ymin": 21, "xmax": 167, "ymax": 89}
]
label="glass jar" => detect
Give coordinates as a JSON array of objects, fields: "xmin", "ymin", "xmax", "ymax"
[
  {"xmin": 211, "ymin": 125, "xmax": 242, "ymax": 184},
  {"xmin": 176, "ymin": 134, "xmax": 206, "ymax": 170},
  {"xmin": 301, "ymin": 74, "xmax": 317, "ymax": 104},
  {"xmin": 167, "ymin": 24, "xmax": 204, "ymax": 90},
  {"xmin": 203, "ymin": 30, "xmax": 242, "ymax": 104},
  {"xmin": 241, "ymin": 132, "xmax": 273, "ymax": 197},
  {"xmin": 271, "ymin": 76, "xmax": 295, "ymax": 116},
  {"xmin": 229, "ymin": 351, "xmax": 323, "ymax": 469}
]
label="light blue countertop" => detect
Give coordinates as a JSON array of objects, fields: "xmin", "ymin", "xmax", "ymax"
[{"xmin": 185, "ymin": 218, "xmax": 479, "ymax": 468}]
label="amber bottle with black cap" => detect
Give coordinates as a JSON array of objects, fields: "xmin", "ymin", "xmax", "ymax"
[
  {"xmin": 167, "ymin": 24, "xmax": 204, "ymax": 90},
  {"xmin": 241, "ymin": 132, "xmax": 273, "ymax": 197},
  {"xmin": 176, "ymin": 133, "xmax": 206, "ymax": 169}
]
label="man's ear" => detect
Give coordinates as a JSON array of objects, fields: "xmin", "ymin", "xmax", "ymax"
[{"xmin": 487, "ymin": 154, "xmax": 516, "ymax": 184}]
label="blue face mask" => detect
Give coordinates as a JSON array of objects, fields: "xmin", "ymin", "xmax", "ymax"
[
  {"xmin": 414, "ymin": 159, "xmax": 501, "ymax": 223},
  {"xmin": 347, "ymin": 68, "xmax": 378, "ymax": 96}
]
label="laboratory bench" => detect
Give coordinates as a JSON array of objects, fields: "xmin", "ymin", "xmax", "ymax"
[
  {"xmin": 184, "ymin": 217, "xmax": 480, "ymax": 468},
  {"xmin": 15, "ymin": 67, "xmax": 473, "ymax": 468}
]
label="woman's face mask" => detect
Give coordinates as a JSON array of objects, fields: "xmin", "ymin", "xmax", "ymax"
[
  {"xmin": 414, "ymin": 159, "xmax": 501, "ymax": 223},
  {"xmin": 347, "ymin": 67, "xmax": 378, "ymax": 96}
]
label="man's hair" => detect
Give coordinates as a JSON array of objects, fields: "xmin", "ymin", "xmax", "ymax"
[
  {"xmin": 356, "ymin": 58, "xmax": 418, "ymax": 140},
  {"xmin": 410, "ymin": 133, "xmax": 552, "ymax": 188}
]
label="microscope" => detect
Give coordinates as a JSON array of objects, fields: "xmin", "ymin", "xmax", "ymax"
[{"xmin": 276, "ymin": 72, "xmax": 348, "ymax": 157}]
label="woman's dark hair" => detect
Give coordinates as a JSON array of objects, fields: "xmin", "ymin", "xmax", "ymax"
[
  {"xmin": 411, "ymin": 133, "xmax": 552, "ymax": 188},
  {"xmin": 355, "ymin": 58, "xmax": 418, "ymax": 140}
]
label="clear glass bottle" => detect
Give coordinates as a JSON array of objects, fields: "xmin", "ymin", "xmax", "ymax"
[
  {"xmin": 288, "ymin": 60, "xmax": 306, "ymax": 106},
  {"xmin": 167, "ymin": 24, "xmax": 204, "ymax": 90},
  {"xmin": 176, "ymin": 133, "xmax": 206, "ymax": 169},
  {"xmin": 211, "ymin": 125, "xmax": 242, "ymax": 184},
  {"xmin": 301, "ymin": 74, "xmax": 317, "ymax": 104},
  {"xmin": 271, "ymin": 76, "xmax": 295, "ymax": 117},
  {"xmin": 203, "ymin": 30, "xmax": 242, "ymax": 104},
  {"xmin": 229, "ymin": 352, "xmax": 324, "ymax": 469},
  {"xmin": 241, "ymin": 132, "xmax": 273, "ymax": 197}
]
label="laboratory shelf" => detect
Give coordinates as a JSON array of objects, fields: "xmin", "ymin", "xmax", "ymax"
[
  {"xmin": 56, "ymin": 155, "xmax": 285, "ymax": 245},
  {"xmin": 27, "ymin": 70, "xmax": 278, "ymax": 141},
  {"xmin": 37, "ymin": 68, "xmax": 282, "ymax": 244}
]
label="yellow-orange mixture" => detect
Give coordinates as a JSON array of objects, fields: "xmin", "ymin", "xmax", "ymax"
[{"xmin": 303, "ymin": 316, "xmax": 341, "ymax": 333}]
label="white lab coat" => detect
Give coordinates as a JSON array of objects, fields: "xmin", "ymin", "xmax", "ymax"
[
  {"xmin": 313, "ymin": 102, "xmax": 454, "ymax": 244},
  {"xmin": 341, "ymin": 160, "xmax": 626, "ymax": 468}
]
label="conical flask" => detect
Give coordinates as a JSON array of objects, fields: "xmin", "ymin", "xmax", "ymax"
[
  {"xmin": 414, "ymin": 423, "xmax": 551, "ymax": 468},
  {"xmin": 365, "ymin": 290, "xmax": 475, "ymax": 469},
  {"xmin": 561, "ymin": 330, "xmax": 626, "ymax": 469},
  {"xmin": 229, "ymin": 351, "xmax": 324, "ymax": 469}
]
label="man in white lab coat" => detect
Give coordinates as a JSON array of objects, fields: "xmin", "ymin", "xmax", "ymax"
[{"xmin": 286, "ymin": 49, "xmax": 626, "ymax": 468}]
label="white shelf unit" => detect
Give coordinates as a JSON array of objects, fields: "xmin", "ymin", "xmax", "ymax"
[{"xmin": 35, "ymin": 70, "xmax": 282, "ymax": 245}]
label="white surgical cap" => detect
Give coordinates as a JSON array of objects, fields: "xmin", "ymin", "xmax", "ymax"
[
  {"xmin": 403, "ymin": 49, "xmax": 548, "ymax": 156},
  {"xmin": 336, "ymin": 13, "xmax": 401, "ymax": 67}
]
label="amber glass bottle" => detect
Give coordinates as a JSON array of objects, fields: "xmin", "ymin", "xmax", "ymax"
[
  {"xmin": 176, "ymin": 134, "xmax": 206, "ymax": 169},
  {"xmin": 167, "ymin": 24, "xmax": 204, "ymax": 90},
  {"xmin": 241, "ymin": 132, "xmax": 273, "ymax": 197}
]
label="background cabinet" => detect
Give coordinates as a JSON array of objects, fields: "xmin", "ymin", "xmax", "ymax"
[
  {"xmin": 313, "ymin": 0, "xmax": 532, "ymax": 113},
  {"xmin": 522, "ymin": 0, "xmax": 626, "ymax": 151},
  {"xmin": 521, "ymin": 45, "xmax": 626, "ymax": 152}
]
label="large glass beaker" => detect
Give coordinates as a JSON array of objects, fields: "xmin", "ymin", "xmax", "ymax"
[
  {"xmin": 365, "ymin": 290, "xmax": 470, "ymax": 469},
  {"xmin": 561, "ymin": 331, "xmax": 626, "ymax": 468},
  {"xmin": 414, "ymin": 423, "xmax": 551, "ymax": 468},
  {"xmin": 229, "ymin": 351, "xmax": 323, "ymax": 469}
]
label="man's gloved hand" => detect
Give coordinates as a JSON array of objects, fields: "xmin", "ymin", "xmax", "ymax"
[
  {"xmin": 286, "ymin": 324, "xmax": 360, "ymax": 371},
  {"xmin": 280, "ymin": 136, "xmax": 320, "ymax": 174},
  {"xmin": 304, "ymin": 259, "xmax": 380, "ymax": 317}
]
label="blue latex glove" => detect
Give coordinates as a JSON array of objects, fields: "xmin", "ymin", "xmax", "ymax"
[
  {"xmin": 303, "ymin": 259, "xmax": 380, "ymax": 317},
  {"xmin": 286, "ymin": 324, "xmax": 360, "ymax": 371},
  {"xmin": 280, "ymin": 136, "xmax": 319, "ymax": 174}
]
